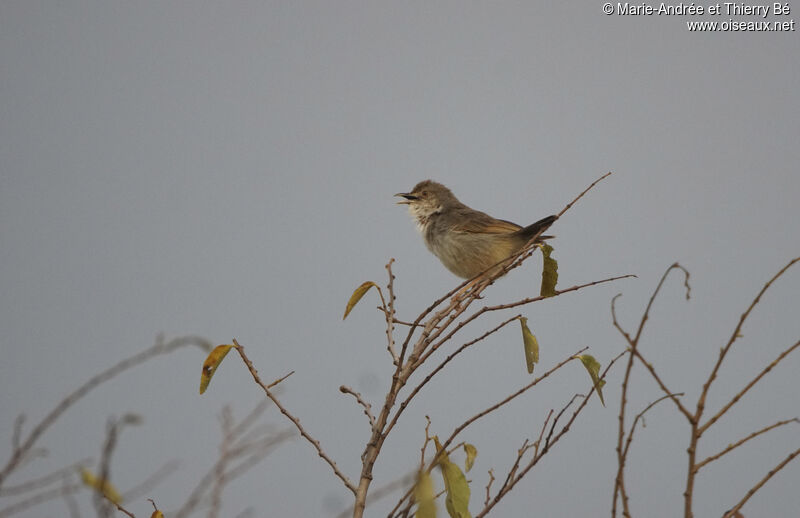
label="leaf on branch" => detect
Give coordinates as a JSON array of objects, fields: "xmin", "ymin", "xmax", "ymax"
[
  {"xmin": 199, "ymin": 344, "xmax": 234, "ymax": 394},
  {"xmin": 343, "ymin": 281, "xmax": 379, "ymax": 320},
  {"xmin": 414, "ymin": 469, "xmax": 437, "ymax": 518},
  {"xmin": 540, "ymin": 244, "xmax": 558, "ymax": 297},
  {"xmin": 434, "ymin": 436, "xmax": 472, "ymax": 518},
  {"xmin": 80, "ymin": 467, "xmax": 122, "ymax": 504},
  {"xmin": 577, "ymin": 354, "xmax": 606, "ymax": 406},
  {"xmin": 463, "ymin": 443, "xmax": 478, "ymax": 472},
  {"xmin": 519, "ymin": 317, "xmax": 539, "ymax": 374}
]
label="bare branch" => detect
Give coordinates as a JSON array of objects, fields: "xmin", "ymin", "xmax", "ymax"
[
  {"xmin": 61, "ymin": 476, "xmax": 80, "ymax": 518},
  {"xmin": 723, "ymin": 445, "xmax": 800, "ymax": 517},
  {"xmin": 414, "ymin": 274, "xmax": 634, "ymax": 373},
  {"xmin": 624, "ymin": 393, "xmax": 684, "ymax": 460},
  {"xmin": 335, "ymin": 472, "xmax": 417, "ymax": 518},
  {"xmin": 111, "ymin": 501, "xmax": 136, "ymax": 518},
  {"xmin": 385, "ymin": 259, "xmax": 400, "ymax": 365},
  {"xmin": 557, "ymin": 171, "xmax": 613, "ymax": 218},
  {"xmin": 484, "ymin": 469, "xmax": 495, "ymax": 507},
  {"xmin": 696, "ymin": 418, "xmax": 800, "ymax": 471},
  {"xmin": 441, "ymin": 348, "xmax": 587, "ymax": 453},
  {"xmin": 93, "ymin": 415, "xmax": 138, "ymax": 518},
  {"xmin": 233, "ymin": 340, "xmax": 356, "ymax": 495},
  {"xmin": 699, "ymin": 339, "xmax": 800, "ymax": 435},
  {"xmin": 482, "ymin": 274, "xmax": 637, "ymax": 314},
  {"xmin": 499, "ymin": 439, "xmax": 531, "ymax": 495},
  {"xmin": 10, "ymin": 415, "xmax": 24, "ymax": 454},
  {"xmin": 340, "ymin": 386, "xmax": 376, "ymax": 429},
  {"xmin": 628, "ymin": 336, "xmax": 695, "ymax": 423},
  {"xmin": 224, "ymin": 432, "xmax": 294, "ymax": 484},
  {"xmin": 697, "ymin": 257, "xmax": 799, "ymax": 428},
  {"xmin": 477, "ymin": 354, "xmax": 622, "ymax": 518},
  {"xmin": 614, "ymin": 392, "xmax": 684, "ymax": 517},
  {"xmin": 266, "ymin": 370, "xmax": 295, "ymax": 389},
  {"xmin": 383, "ymin": 315, "xmax": 521, "ymax": 441},
  {"xmin": 229, "ymin": 399, "xmax": 272, "ymax": 441},
  {"xmin": 174, "ymin": 404, "xmax": 293, "ymax": 518},
  {"xmin": 0, "ymin": 458, "xmax": 92, "ymax": 496},
  {"xmin": 0, "ymin": 483, "xmax": 82, "ymax": 518},
  {"xmin": 0, "ymin": 335, "xmax": 212, "ymax": 490},
  {"xmin": 208, "ymin": 406, "xmax": 233, "ymax": 518},
  {"xmin": 544, "ymin": 393, "xmax": 585, "ymax": 451},
  {"xmin": 121, "ymin": 459, "xmax": 180, "ymax": 502}
]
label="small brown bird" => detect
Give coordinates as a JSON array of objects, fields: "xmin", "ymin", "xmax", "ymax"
[{"xmin": 396, "ymin": 180, "xmax": 557, "ymax": 280}]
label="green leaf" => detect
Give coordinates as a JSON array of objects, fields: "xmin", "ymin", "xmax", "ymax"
[
  {"xmin": 433, "ymin": 437, "xmax": 472, "ymax": 518},
  {"xmin": 463, "ymin": 444, "xmax": 477, "ymax": 472},
  {"xmin": 343, "ymin": 281, "xmax": 379, "ymax": 320},
  {"xmin": 540, "ymin": 244, "xmax": 558, "ymax": 297},
  {"xmin": 199, "ymin": 344, "xmax": 234, "ymax": 394},
  {"xmin": 519, "ymin": 317, "xmax": 539, "ymax": 374},
  {"xmin": 414, "ymin": 470, "xmax": 437, "ymax": 518},
  {"xmin": 577, "ymin": 354, "xmax": 606, "ymax": 406}
]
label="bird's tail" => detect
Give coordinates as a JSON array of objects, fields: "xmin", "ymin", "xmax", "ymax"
[{"xmin": 516, "ymin": 214, "xmax": 558, "ymax": 242}]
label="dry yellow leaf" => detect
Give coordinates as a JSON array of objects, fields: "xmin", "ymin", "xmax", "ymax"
[{"xmin": 199, "ymin": 344, "xmax": 234, "ymax": 394}]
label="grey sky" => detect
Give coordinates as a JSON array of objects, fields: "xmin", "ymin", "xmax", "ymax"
[{"xmin": 1, "ymin": 2, "xmax": 798, "ymax": 517}]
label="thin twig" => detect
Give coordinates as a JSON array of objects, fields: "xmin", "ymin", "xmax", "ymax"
[
  {"xmin": 267, "ymin": 370, "xmax": 295, "ymax": 389},
  {"xmin": 686, "ymin": 259, "xmax": 799, "ymax": 518},
  {"xmin": 416, "ymin": 274, "xmax": 634, "ymax": 371},
  {"xmin": 499, "ymin": 439, "xmax": 530, "ymax": 494},
  {"xmin": 334, "ymin": 472, "xmax": 417, "ymax": 518},
  {"xmin": 616, "ymin": 390, "xmax": 684, "ymax": 516},
  {"xmin": 544, "ymin": 393, "xmax": 585, "ymax": 451},
  {"xmin": 385, "ymin": 259, "xmax": 400, "ymax": 365},
  {"xmin": 230, "ymin": 399, "xmax": 272, "ymax": 441},
  {"xmin": 441, "ymin": 348, "xmax": 588, "ymax": 452},
  {"xmin": 610, "ymin": 264, "xmax": 695, "ymax": 422},
  {"xmin": 699, "ymin": 339, "xmax": 800, "ymax": 435},
  {"xmin": 383, "ymin": 315, "xmax": 521, "ymax": 441},
  {"xmin": 61, "ymin": 475, "xmax": 80, "ymax": 518},
  {"xmin": 174, "ymin": 414, "xmax": 293, "ymax": 518},
  {"xmin": 623, "ymin": 393, "xmax": 684, "ymax": 460},
  {"xmin": 477, "ymin": 353, "xmax": 622, "ymax": 518},
  {"xmin": 208, "ymin": 406, "xmax": 233, "ymax": 518},
  {"xmin": 723, "ymin": 445, "xmax": 800, "ymax": 517},
  {"xmin": 94, "ymin": 416, "xmax": 130, "ymax": 518},
  {"xmin": 0, "ymin": 483, "xmax": 82, "ymax": 517},
  {"xmin": 111, "ymin": 501, "xmax": 136, "ymax": 518},
  {"xmin": 376, "ymin": 309, "xmax": 441, "ymax": 329},
  {"xmin": 695, "ymin": 418, "xmax": 800, "ymax": 471},
  {"xmin": 531, "ymin": 410, "xmax": 553, "ymax": 460},
  {"xmin": 233, "ymin": 340, "xmax": 356, "ymax": 494},
  {"xmin": 10, "ymin": 415, "xmax": 24, "ymax": 454},
  {"xmin": 0, "ymin": 335, "xmax": 212, "ymax": 490},
  {"xmin": 121, "ymin": 460, "xmax": 180, "ymax": 502},
  {"xmin": 385, "ymin": 418, "xmax": 435, "ymax": 518},
  {"xmin": 557, "ymin": 171, "xmax": 613, "ymax": 218},
  {"xmin": 220, "ymin": 431, "xmax": 294, "ymax": 484},
  {"xmin": 0, "ymin": 458, "xmax": 92, "ymax": 496},
  {"xmin": 484, "ymin": 469, "xmax": 495, "ymax": 507},
  {"xmin": 697, "ymin": 257, "xmax": 798, "ymax": 429},
  {"xmin": 482, "ymin": 274, "xmax": 637, "ymax": 313},
  {"xmin": 340, "ymin": 386, "xmax": 376, "ymax": 428}
]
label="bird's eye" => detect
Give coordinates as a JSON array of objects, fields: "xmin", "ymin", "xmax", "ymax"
[{"xmin": 421, "ymin": 191, "xmax": 428, "ymax": 197}]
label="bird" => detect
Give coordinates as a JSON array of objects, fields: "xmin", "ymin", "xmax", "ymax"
[{"xmin": 395, "ymin": 180, "xmax": 557, "ymax": 281}]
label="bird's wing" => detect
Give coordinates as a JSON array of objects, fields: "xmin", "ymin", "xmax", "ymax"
[{"xmin": 451, "ymin": 212, "xmax": 521, "ymax": 235}]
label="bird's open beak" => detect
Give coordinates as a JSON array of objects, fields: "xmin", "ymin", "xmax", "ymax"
[{"xmin": 394, "ymin": 192, "xmax": 417, "ymax": 205}]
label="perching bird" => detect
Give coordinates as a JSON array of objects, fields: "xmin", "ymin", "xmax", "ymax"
[{"xmin": 395, "ymin": 180, "xmax": 557, "ymax": 280}]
